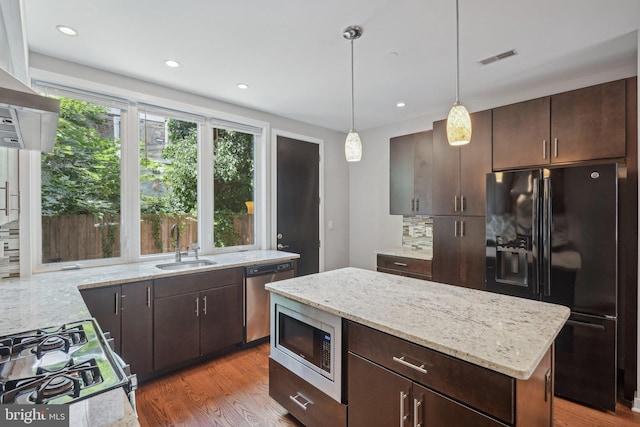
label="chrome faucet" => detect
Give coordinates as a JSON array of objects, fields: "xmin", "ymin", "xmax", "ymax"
[{"xmin": 171, "ymin": 224, "xmax": 181, "ymax": 262}]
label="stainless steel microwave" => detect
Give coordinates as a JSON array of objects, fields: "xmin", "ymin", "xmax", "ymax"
[{"xmin": 270, "ymin": 293, "xmax": 342, "ymax": 402}]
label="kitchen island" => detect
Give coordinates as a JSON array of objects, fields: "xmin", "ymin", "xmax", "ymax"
[{"xmin": 266, "ymin": 267, "xmax": 570, "ymax": 427}]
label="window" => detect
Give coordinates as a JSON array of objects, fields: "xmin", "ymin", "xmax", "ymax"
[
  {"xmin": 40, "ymin": 97, "xmax": 123, "ymax": 263},
  {"xmin": 212, "ymin": 128, "xmax": 255, "ymax": 248},
  {"xmin": 139, "ymin": 108, "xmax": 200, "ymax": 256}
]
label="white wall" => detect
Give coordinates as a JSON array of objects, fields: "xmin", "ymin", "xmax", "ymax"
[{"xmin": 28, "ymin": 53, "xmax": 350, "ymax": 273}]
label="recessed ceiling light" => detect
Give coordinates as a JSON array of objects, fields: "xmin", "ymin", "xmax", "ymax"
[
  {"xmin": 164, "ymin": 60, "xmax": 180, "ymax": 68},
  {"xmin": 396, "ymin": 102, "xmax": 406, "ymax": 108},
  {"xmin": 237, "ymin": 83, "xmax": 249, "ymax": 90},
  {"xmin": 56, "ymin": 25, "xmax": 78, "ymax": 37}
]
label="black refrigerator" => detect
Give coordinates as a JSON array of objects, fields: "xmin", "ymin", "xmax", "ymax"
[{"xmin": 485, "ymin": 163, "xmax": 617, "ymax": 411}]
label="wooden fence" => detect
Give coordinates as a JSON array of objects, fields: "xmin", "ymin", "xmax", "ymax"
[{"xmin": 42, "ymin": 214, "xmax": 253, "ymax": 263}]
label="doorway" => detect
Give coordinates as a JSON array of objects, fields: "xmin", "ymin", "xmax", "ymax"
[{"xmin": 275, "ymin": 134, "xmax": 321, "ymax": 276}]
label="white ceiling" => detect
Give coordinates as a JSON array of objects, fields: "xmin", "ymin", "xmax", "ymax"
[{"xmin": 23, "ymin": 0, "xmax": 640, "ymax": 133}]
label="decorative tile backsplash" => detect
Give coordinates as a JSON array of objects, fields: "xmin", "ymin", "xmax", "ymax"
[
  {"xmin": 0, "ymin": 220, "xmax": 19, "ymax": 280},
  {"xmin": 402, "ymin": 215, "xmax": 433, "ymax": 252}
]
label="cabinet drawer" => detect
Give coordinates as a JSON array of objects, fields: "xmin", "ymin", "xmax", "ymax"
[
  {"xmin": 269, "ymin": 358, "xmax": 346, "ymax": 427},
  {"xmin": 377, "ymin": 254, "xmax": 432, "ymax": 275},
  {"xmin": 347, "ymin": 321, "xmax": 514, "ymax": 424},
  {"xmin": 377, "ymin": 267, "xmax": 431, "ymax": 280},
  {"xmin": 154, "ymin": 267, "xmax": 242, "ymax": 298}
]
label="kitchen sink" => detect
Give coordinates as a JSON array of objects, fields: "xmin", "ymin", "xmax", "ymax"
[{"xmin": 156, "ymin": 259, "xmax": 216, "ymax": 271}]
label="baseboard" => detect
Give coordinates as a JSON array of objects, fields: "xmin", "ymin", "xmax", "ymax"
[{"xmin": 633, "ymin": 391, "xmax": 640, "ymax": 412}]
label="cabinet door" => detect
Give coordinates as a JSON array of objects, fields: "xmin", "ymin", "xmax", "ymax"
[
  {"xmin": 432, "ymin": 216, "xmax": 461, "ymax": 285},
  {"xmin": 81, "ymin": 285, "xmax": 122, "ymax": 353},
  {"xmin": 199, "ymin": 283, "xmax": 243, "ymax": 355},
  {"xmin": 413, "ymin": 130, "xmax": 433, "ymax": 215},
  {"xmin": 432, "ymin": 120, "xmax": 461, "ymax": 215},
  {"xmin": 418, "ymin": 384, "xmax": 507, "ymax": 427},
  {"xmin": 348, "ymin": 352, "xmax": 413, "ymax": 427},
  {"xmin": 154, "ymin": 291, "xmax": 200, "ymax": 370},
  {"xmin": 390, "ymin": 134, "xmax": 415, "ymax": 215},
  {"xmin": 459, "ymin": 217, "xmax": 486, "ymax": 290},
  {"xmin": 120, "ymin": 281, "xmax": 153, "ymax": 377},
  {"xmin": 551, "ymin": 79, "xmax": 626, "ymax": 163},
  {"xmin": 460, "ymin": 110, "xmax": 492, "ymax": 216},
  {"xmin": 0, "ymin": 148, "xmax": 19, "ymax": 225},
  {"xmin": 493, "ymin": 97, "xmax": 551, "ymax": 170}
]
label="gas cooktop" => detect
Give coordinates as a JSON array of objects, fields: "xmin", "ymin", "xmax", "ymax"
[{"xmin": 0, "ymin": 319, "xmax": 136, "ymax": 405}]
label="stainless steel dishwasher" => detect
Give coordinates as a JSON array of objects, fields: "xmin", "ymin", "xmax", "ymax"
[{"xmin": 244, "ymin": 261, "xmax": 295, "ymax": 344}]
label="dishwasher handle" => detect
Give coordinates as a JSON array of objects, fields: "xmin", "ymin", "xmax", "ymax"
[{"xmin": 245, "ymin": 262, "xmax": 294, "ymax": 277}]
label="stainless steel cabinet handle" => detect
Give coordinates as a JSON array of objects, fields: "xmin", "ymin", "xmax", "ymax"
[
  {"xmin": 542, "ymin": 140, "xmax": 547, "ymax": 159},
  {"xmin": 460, "ymin": 195, "xmax": 465, "ymax": 212},
  {"xmin": 399, "ymin": 391, "xmax": 408, "ymax": 426},
  {"xmin": 460, "ymin": 220, "xmax": 465, "ymax": 237},
  {"xmin": 146, "ymin": 287, "xmax": 151, "ymax": 308},
  {"xmin": 544, "ymin": 368, "xmax": 552, "ymax": 402},
  {"xmin": 394, "ymin": 262, "xmax": 408, "ymax": 267},
  {"xmin": 393, "ymin": 356, "xmax": 427, "ymax": 374},
  {"xmin": 415, "ymin": 198, "xmax": 419, "ymax": 211},
  {"xmin": 202, "ymin": 296, "xmax": 207, "ymax": 315},
  {"xmin": 120, "ymin": 293, "xmax": 126, "ymax": 311},
  {"xmin": 195, "ymin": 297, "xmax": 199, "ymax": 317},
  {"xmin": 454, "ymin": 220, "xmax": 458, "ymax": 237},
  {"xmin": 454, "ymin": 195, "xmax": 458, "ymax": 212},
  {"xmin": 413, "ymin": 398, "xmax": 423, "ymax": 427},
  {"xmin": 289, "ymin": 392, "xmax": 313, "ymax": 410},
  {"xmin": 411, "ymin": 198, "xmax": 415, "ymax": 212},
  {"xmin": 554, "ymin": 138, "xmax": 558, "ymax": 158},
  {"xmin": 115, "ymin": 292, "xmax": 119, "ymax": 315}
]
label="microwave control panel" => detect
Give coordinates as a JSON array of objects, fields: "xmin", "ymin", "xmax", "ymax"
[{"xmin": 322, "ymin": 334, "xmax": 331, "ymax": 372}]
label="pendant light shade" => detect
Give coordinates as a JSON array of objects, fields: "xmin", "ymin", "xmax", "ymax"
[
  {"xmin": 345, "ymin": 131, "xmax": 362, "ymax": 162},
  {"xmin": 343, "ymin": 25, "xmax": 363, "ymax": 162},
  {"xmin": 447, "ymin": 0, "xmax": 472, "ymax": 146}
]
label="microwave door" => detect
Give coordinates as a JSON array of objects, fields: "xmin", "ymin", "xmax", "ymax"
[{"xmin": 486, "ymin": 170, "xmax": 541, "ymax": 300}]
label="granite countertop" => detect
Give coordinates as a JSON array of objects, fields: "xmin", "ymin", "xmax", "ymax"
[
  {"xmin": 0, "ymin": 250, "xmax": 298, "ymax": 336},
  {"xmin": 377, "ymin": 247, "xmax": 432, "ymax": 260},
  {"xmin": 0, "ymin": 249, "xmax": 297, "ymax": 427},
  {"xmin": 266, "ymin": 267, "xmax": 569, "ymax": 380}
]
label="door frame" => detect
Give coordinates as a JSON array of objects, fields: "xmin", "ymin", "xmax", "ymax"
[{"xmin": 271, "ymin": 129, "xmax": 324, "ymax": 273}]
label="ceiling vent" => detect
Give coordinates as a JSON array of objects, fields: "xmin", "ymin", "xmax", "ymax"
[{"xmin": 479, "ymin": 49, "xmax": 518, "ymax": 65}]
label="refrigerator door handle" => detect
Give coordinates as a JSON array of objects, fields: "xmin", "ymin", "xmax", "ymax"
[
  {"xmin": 542, "ymin": 176, "xmax": 552, "ymax": 297},
  {"xmin": 532, "ymin": 177, "xmax": 540, "ymax": 295},
  {"xmin": 565, "ymin": 319, "xmax": 606, "ymax": 331}
]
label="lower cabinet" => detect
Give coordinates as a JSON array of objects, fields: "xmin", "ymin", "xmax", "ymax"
[
  {"xmin": 347, "ymin": 321, "xmax": 553, "ymax": 427},
  {"xmin": 348, "ymin": 353, "xmax": 506, "ymax": 427},
  {"xmin": 153, "ymin": 268, "xmax": 243, "ymax": 371},
  {"xmin": 376, "ymin": 254, "xmax": 432, "ymax": 280},
  {"xmin": 81, "ymin": 280, "xmax": 153, "ymax": 377},
  {"xmin": 432, "ymin": 215, "xmax": 485, "ymax": 289},
  {"xmin": 269, "ymin": 358, "xmax": 347, "ymax": 427}
]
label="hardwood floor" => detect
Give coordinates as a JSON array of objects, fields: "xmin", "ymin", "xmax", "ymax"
[{"xmin": 136, "ymin": 343, "xmax": 640, "ymax": 426}]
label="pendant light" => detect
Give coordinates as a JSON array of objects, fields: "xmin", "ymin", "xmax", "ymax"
[
  {"xmin": 446, "ymin": 0, "xmax": 472, "ymax": 146},
  {"xmin": 343, "ymin": 25, "xmax": 363, "ymax": 162}
]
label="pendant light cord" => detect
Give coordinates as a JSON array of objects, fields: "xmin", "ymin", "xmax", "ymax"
[
  {"xmin": 350, "ymin": 38, "xmax": 355, "ymax": 132},
  {"xmin": 455, "ymin": 0, "xmax": 460, "ymax": 104}
]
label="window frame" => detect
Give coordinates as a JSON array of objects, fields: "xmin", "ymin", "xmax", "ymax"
[{"xmin": 29, "ymin": 82, "xmax": 268, "ymax": 273}]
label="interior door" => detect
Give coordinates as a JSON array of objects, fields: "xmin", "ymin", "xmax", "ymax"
[{"xmin": 276, "ymin": 136, "xmax": 319, "ymax": 276}]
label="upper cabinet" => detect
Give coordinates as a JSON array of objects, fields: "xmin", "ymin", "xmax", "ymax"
[
  {"xmin": 493, "ymin": 79, "xmax": 626, "ymax": 170},
  {"xmin": 432, "ymin": 110, "xmax": 492, "ymax": 217},
  {"xmin": 389, "ymin": 130, "xmax": 432, "ymax": 215}
]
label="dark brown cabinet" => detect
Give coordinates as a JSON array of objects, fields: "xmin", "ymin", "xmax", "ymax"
[
  {"xmin": 390, "ymin": 130, "xmax": 433, "ymax": 215},
  {"xmin": 348, "ymin": 352, "xmax": 507, "ymax": 427},
  {"xmin": 432, "ymin": 110, "xmax": 492, "ymax": 217},
  {"xmin": 432, "ymin": 216, "xmax": 486, "ymax": 289},
  {"xmin": 153, "ymin": 268, "xmax": 242, "ymax": 371},
  {"xmin": 347, "ymin": 321, "xmax": 553, "ymax": 427},
  {"xmin": 81, "ymin": 280, "xmax": 153, "ymax": 377},
  {"xmin": 493, "ymin": 79, "xmax": 626, "ymax": 170},
  {"xmin": 376, "ymin": 254, "xmax": 432, "ymax": 280}
]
